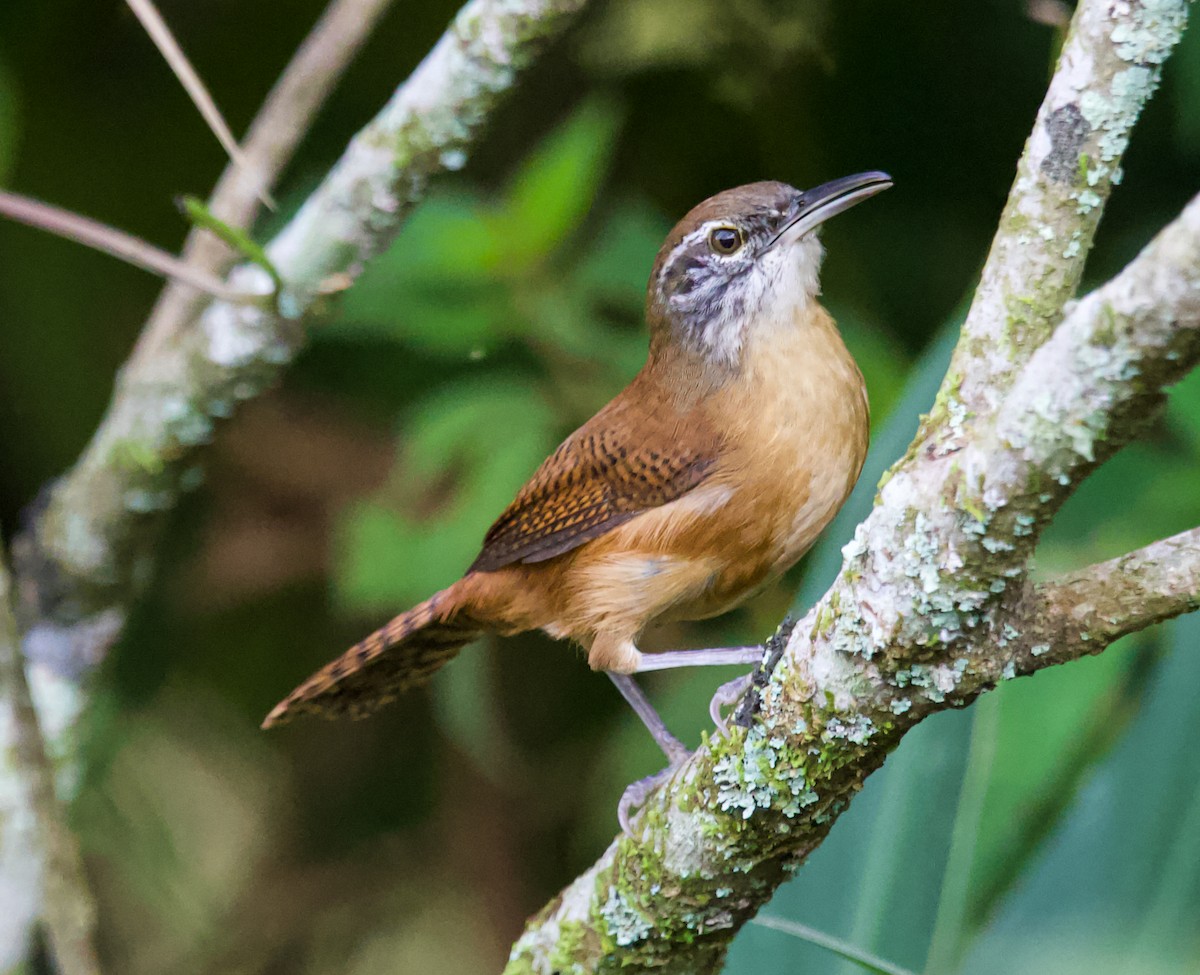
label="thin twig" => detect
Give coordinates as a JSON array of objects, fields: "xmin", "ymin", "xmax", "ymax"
[
  {"xmin": 138, "ymin": 0, "xmax": 398, "ymax": 361},
  {"xmin": 0, "ymin": 190, "xmax": 259, "ymax": 302},
  {"xmin": 123, "ymin": 0, "xmax": 273, "ymax": 208},
  {"xmin": 0, "ymin": 553, "xmax": 101, "ymax": 975}
]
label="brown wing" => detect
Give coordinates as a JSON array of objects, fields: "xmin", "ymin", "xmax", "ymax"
[{"xmin": 468, "ymin": 379, "xmax": 720, "ymax": 573}]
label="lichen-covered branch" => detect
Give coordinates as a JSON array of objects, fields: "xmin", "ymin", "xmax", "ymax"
[
  {"xmin": 17, "ymin": 0, "xmax": 590, "ymax": 669},
  {"xmin": 504, "ymin": 0, "xmax": 1200, "ymax": 963},
  {"xmin": 0, "ymin": 554, "xmax": 101, "ymax": 975},
  {"xmin": 5, "ymin": 0, "xmax": 589, "ymax": 965},
  {"xmin": 504, "ymin": 187, "xmax": 1200, "ymax": 973},
  {"xmin": 140, "ymin": 0, "xmax": 399, "ymax": 367},
  {"xmin": 938, "ymin": 0, "xmax": 1187, "ymax": 429},
  {"xmin": 1010, "ymin": 527, "xmax": 1200, "ymax": 674}
]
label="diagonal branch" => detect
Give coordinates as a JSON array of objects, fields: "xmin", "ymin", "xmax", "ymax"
[
  {"xmin": 4, "ymin": 0, "xmax": 590, "ymax": 966},
  {"xmin": 0, "ymin": 190, "xmax": 256, "ymax": 302},
  {"xmin": 503, "ymin": 2, "xmax": 1198, "ymax": 969},
  {"xmin": 124, "ymin": 0, "xmax": 270, "ymax": 207},
  {"xmin": 933, "ymin": 0, "xmax": 1187, "ymax": 434},
  {"xmin": 504, "ymin": 190, "xmax": 1200, "ymax": 972},
  {"xmin": 15, "ymin": 0, "xmax": 591, "ymax": 678},
  {"xmin": 139, "ymin": 0, "xmax": 398, "ymax": 365}
]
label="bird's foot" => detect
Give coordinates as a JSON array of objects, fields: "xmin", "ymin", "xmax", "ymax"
[
  {"xmin": 618, "ymin": 757, "xmax": 690, "ymax": 837},
  {"xmin": 709, "ymin": 673, "xmax": 755, "ymax": 736},
  {"xmin": 707, "ymin": 616, "xmax": 797, "ymax": 736}
]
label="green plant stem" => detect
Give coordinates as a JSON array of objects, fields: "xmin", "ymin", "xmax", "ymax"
[
  {"xmin": 923, "ymin": 695, "xmax": 999, "ymax": 974},
  {"xmin": 752, "ymin": 915, "xmax": 918, "ymax": 975}
]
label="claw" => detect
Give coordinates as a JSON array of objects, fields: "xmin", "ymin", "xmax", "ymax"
[
  {"xmin": 618, "ymin": 761, "xmax": 687, "ymax": 837},
  {"xmin": 709, "ymin": 674, "xmax": 755, "ymax": 735}
]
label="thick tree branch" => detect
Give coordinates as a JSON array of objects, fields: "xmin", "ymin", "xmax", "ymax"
[
  {"xmin": 0, "ymin": 553, "xmax": 100, "ymax": 975},
  {"xmin": 4, "ymin": 0, "xmax": 590, "ymax": 966},
  {"xmin": 504, "ymin": 2, "xmax": 1199, "ymax": 970},
  {"xmin": 937, "ymin": 0, "xmax": 1187, "ymax": 431},
  {"xmin": 505, "ymin": 194, "xmax": 1200, "ymax": 971},
  {"xmin": 14, "ymin": 0, "xmax": 591, "ymax": 679}
]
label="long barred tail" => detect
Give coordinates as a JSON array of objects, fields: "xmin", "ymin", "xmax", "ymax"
[{"xmin": 262, "ymin": 585, "xmax": 482, "ymax": 728}]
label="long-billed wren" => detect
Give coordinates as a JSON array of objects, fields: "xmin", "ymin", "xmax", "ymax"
[{"xmin": 264, "ymin": 172, "xmax": 891, "ymax": 823}]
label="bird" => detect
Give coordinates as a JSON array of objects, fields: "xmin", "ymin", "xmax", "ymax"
[{"xmin": 263, "ymin": 172, "xmax": 891, "ymax": 828}]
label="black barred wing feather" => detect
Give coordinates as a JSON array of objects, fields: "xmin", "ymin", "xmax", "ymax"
[{"xmin": 468, "ymin": 397, "xmax": 719, "ymax": 573}]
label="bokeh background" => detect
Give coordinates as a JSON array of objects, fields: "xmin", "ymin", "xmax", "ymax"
[{"xmin": 2, "ymin": 0, "xmax": 1200, "ymax": 972}]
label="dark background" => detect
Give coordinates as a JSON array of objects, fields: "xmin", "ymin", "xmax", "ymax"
[{"xmin": 1, "ymin": 1, "xmax": 1198, "ymax": 971}]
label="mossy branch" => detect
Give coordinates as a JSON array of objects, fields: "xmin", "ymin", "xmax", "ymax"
[
  {"xmin": 504, "ymin": 188, "xmax": 1200, "ymax": 974},
  {"xmin": 939, "ymin": 0, "xmax": 1188, "ymax": 433},
  {"xmin": 1013, "ymin": 527, "xmax": 1200, "ymax": 673},
  {"xmin": 17, "ymin": 0, "xmax": 590, "ymax": 659},
  {"xmin": 505, "ymin": 1, "xmax": 1200, "ymax": 970}
]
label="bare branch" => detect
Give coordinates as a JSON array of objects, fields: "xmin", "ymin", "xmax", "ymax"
[
  {"xmin": 0, "ymin": 189, "xmax": 259, "ymax": 302},
  {"xmin": 0, "ymin": 554, "xmax": 101, "ymax": 975},
  {"xmin": 1010, "ymin": 527, "xmax": 1200, "ymax": 674}
]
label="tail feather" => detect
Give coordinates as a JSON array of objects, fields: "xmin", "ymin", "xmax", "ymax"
[{"xmin": 262, "ymin": 585, "xmax": 481, "ymax": 728}]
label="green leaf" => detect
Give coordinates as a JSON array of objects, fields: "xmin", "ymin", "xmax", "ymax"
[
  {"xmin": 1165, "ymin": 365, "xmax": 1200, "ymax": 453},
  {"xmin": 499, "ymin": 99, "xmax": 623, "ymax": 267},
  {"xmin": 334, "ymin": 378, "xmax": 559, "ymax": 610},
  {"xmin": 957, "ymin": 614, "xmax": 1200, "ymax": 975},
  {"xmin": 572, "ymin": 201, "xmax": 668, "ymax": 307},
  {"xmin": 825, "ymin": 300, "xmax": 912, "ymax": 433}
]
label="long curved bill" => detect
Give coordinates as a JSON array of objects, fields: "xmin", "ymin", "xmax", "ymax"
[{"xmin": 769, "ymin": 170, "xmax": 893, "ymax": 249}]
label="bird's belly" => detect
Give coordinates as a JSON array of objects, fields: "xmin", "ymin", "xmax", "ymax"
[{"xmin": 561, "ymin": 463, "xmax": 849, "ymax": 632}]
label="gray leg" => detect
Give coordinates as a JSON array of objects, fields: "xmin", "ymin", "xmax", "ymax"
[
  {"xmin": 633, "ymin": 646, "xmax": 764, "ymax": 672},
  {"xmin": 608, "ymin": 673, "xmax": 690, "ymax": 763},
  {"xmin": 609, "ymin": 673, "xmax": 693, "ymax": 836}
]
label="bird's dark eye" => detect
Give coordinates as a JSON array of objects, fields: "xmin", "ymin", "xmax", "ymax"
[{"xmin": 708, "ymin": 226, "xmax": 744, "ymax": 255}]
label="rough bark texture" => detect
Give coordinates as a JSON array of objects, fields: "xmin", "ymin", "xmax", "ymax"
[
  {"xmin": 3, "ymin": 0, "xmax": 1197, "ymax": 972},
  {"xmin": 503, "ymin": 1, "xmax": 1198, "ymax": 971},
  {"xmin": 1, "ymin": 0, "xmax": 591, "ymax": 969}
]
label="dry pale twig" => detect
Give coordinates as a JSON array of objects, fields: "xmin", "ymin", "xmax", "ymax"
[
  {"xmin": 0, "ymin": 190, "xmax": 257, "ymax": 302},
  {"xmin": 123, "ymin": 0, "xmax": 272, "ymax": 208},
  {"xmin": 138, "ymin": 0, "xmax": 399, "ymax": 364}
]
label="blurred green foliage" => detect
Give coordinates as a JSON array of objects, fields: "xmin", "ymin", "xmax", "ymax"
[{"xmin": 1, "ymin": 1, "xmax": 1199, "ymax": 973}]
